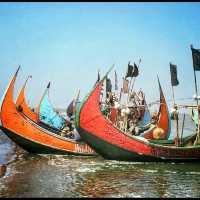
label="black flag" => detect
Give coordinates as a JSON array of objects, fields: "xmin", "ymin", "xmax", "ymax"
[
  {"xmin": 47, "ymin": 82, "xmax": 51, "ymax": 89},
  {"xmin": 67, "ymin": 100, "xmax": 74, "ymax": 117},
  {"xmin": 125, "ymin": 62, "xmax": 139, "ymax": 78},
  {"xmin": 125, "ymin": 62, "xmax": 133, "ymax": 78},
  {"xmin": 191, "ymin": 45, "xmax": 200, "ymax": 71},
  {"xmin": 170, "ymin": 63, "xmax": 179, "ymax": 86},
  {"xmin": 106, "ymin": 77, "xmax": 112, "ymax": 93},
  {"xmin": 97, "ymin": 70, "xmax": 100, "ymax": 82},
  {"xmin": 132, "ymin": 63, "xmax": 139, "ymax": 77}
]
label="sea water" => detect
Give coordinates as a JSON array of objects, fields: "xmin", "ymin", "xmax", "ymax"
[{"xmin": 0, "ymin": 114, "xmax": 199, "ymax": 198}]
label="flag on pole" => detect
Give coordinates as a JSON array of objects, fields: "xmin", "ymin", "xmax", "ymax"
[
  {"xmin": 122, "ymin": 77, "xmax": 129, "ymax": 93},
  {"xmin": 67, "ymin": 100, "xmax": 74, "ymax": 117},
  {"xmin": 114, "ymin": 70, "xmax": 118, "ymax": 90},
  {"xmin": 132, "ymin": 63, "xmax": 139, "ymax": 77},
  {"xmin": 106, "ymin": 77, "xmax": 112, "ymax": 93},
  {"xmin": 125, "ymin": 62, "xmax": 139, "ymax": 78},
  {"xmin": 47, "ymin": 82, "xmax": 51, "ymax": 89},
  {"xmin": 191, "ymin": 45, "xmax": 200, "ymax": 71},
  {"xmin": 95, "ymin": 70, "xmax": 100, "ymax": 84},
  {"xmin": 125, "ymin": 62, "xmax": 133, "ymax": 78},
  {"xmin": 170, "ymin": 63, "xmax": 179, "ymax": 86}
]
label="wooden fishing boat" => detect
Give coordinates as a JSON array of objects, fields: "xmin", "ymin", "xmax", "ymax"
[
  {"xmin": 0, "ymin": 67, "xmax": 96, "ymax": 156},
  {"xmin": 76, "ymin": 70, "xmax": 199, "ymax": 162}
]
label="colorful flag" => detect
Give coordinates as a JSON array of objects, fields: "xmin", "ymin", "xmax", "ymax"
[{"xmin": 170, "ymin": 63, "xmax": 179, "ymax": 86}]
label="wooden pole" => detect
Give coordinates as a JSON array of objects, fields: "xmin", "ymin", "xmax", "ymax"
[
  {"xmin": 127, "ymin": 77, "xmax": 133, "ymax": 104},
  {"xmin": 171, "ymin": 84, "xmax": 179, "ymax": 146},
  {"xmin": 191, "ymin": 45, "xmax": 200, "ymax": 145},
  {"xmin": 180, "ymin": 113, "xmax": 186, "ymax": 146}
]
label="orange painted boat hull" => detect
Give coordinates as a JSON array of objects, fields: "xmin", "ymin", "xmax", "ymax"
[{"xmin": 0, "ymin": 68, "xmax": 96, "ymax": 156}]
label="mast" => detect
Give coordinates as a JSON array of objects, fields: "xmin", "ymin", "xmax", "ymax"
[
  {"xmin": 191, "ymin": 45, "xmax": 200, "ymax": 145},
  {"xmin": 35, "ymin": 81, "xmax": 51, "ymax": 122},
  {"xmin": 170, "ymin": 62, "xmax": 179, "ymax": 146}
]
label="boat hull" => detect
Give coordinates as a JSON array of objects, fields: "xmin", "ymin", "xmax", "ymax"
[
  {"xmin": 1, "ymin": 126, "xmax": 87, "ymax": 155},
  {"xmin": 77, "ymin": 126, "xmax": 200, "ymax": 162},
  {"xmin": 0, "ymin": 68, "xmax": 96, "ymax": 156},
  {"xmin": 76, "ymin": 71, "xmax": 200, "ymax": 162}
]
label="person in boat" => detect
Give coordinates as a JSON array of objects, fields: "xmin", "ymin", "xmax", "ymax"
[
  {"xmin": 127, "ymin": 118, "xmax": 140, "ymax": 136},
  {"xmin": 170, "ymin": 105, "xmax": 179, "ymax": 120},
  {"xmin": 133, "ymin": 111, "xmax": 159, "ymax": 135},
  {"xmin": 102, "ymin": 91, "xmax": 116, "ymax": 118}
]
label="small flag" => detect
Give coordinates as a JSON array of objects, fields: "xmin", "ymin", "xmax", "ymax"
[
  {"xmin": 97, "ymin": 70, "xmax": 100, "ymax": 83},
  {"xmin": 125, "ymin": 62, "xmax": 139, "ymax": 78},
  {"xmin": 67, "ymin": 100, "xmax": 74, "ymax": 117},
  {"xmin": 125, "ymin": 62, "xmax": 133, "ymax": 78},
  {"xmin": 191, "ymin": 45, "xmax": 200, "ymax": 71},
  {"xmin": 122, "ymin": 77, "xmax": 129, "ymax": 93},
  {"xmin": 170, "ymin": 63, "xmax": 179, "ymax": 86},
  {"xmin": 114, "ymin": 70, "xmax": 118, "ymax": 90},
  {"xmin": 106, "ymin": 77, "xmax": 112, "ymax": 93},
  {"xmin": 132, "ymin": 63, "xmax": 139, "ymax": 77},
  {"xmin": 47, "ymin": 82, "xmax": 51, "ymax": 89}
]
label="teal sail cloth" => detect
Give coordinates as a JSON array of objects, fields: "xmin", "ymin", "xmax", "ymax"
[{"xmin": 39, "ymin": 92, "xmax": 66, "ymax": 130}]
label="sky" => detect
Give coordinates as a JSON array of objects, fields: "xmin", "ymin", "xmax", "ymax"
[{"xmin": 0, "ymin": 2, "xmax": 200, "ymax": 111}]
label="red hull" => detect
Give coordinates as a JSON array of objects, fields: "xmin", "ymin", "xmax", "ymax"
[{"xmin": 77, "ymin": 75, "xmax": 200, "ymax": 161}]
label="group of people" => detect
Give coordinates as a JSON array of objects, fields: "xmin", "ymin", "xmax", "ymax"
[
  {"xmin": 60, "ymin": 115, "xmax": 81, "ymax": 141},
  {"xmin": 101, "ymin": 89, "xmax": 158, "ymax": 136}
]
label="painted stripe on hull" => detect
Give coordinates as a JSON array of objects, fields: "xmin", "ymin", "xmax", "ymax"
[{"xmin": 78, "ymin": 127, "xmax": 200, "ymax": 162}]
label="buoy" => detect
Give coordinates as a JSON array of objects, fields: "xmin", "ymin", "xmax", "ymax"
[{"xmin": 153, "ymin": 127, "xmax": 165, "ymax": 139}]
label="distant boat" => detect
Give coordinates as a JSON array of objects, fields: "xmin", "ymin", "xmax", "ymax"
[{"xmin": 0, "ymin": 67, "xmax": 96, "ymax": 156}]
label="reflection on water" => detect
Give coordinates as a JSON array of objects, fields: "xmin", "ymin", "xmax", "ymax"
[{"xmin": 0, "ymin": 115, "xmax": 199, "ymax": 197}]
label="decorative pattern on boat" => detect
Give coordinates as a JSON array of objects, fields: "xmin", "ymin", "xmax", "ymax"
[{"xmin": 75, "ymin": 143, "xmax": 95, "ymax": 154}]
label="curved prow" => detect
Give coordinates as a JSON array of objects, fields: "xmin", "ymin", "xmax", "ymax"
[
  {"xmin": 141, "ymin": 76, "xmax": 171, "ymax": 139},
  {"xmin": 0, "ymin": 66, "xmax": 21, "ymax": 125},
  {"xmin": 16, "ymin": 75, "xmax": 37, "ymax": 122}
]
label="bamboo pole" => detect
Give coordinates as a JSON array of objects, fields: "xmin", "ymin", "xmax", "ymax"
[
  {"xmin": 191, "ymin": 45, "xmax": 200, "ymax": 145},
  {"xmin": 171, "ymin": 83, "xmax": 179, "ymax": 146},
  {"xmin": 180, "ymin": 113, "xmax": 186, "ymax": 146}
]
